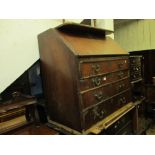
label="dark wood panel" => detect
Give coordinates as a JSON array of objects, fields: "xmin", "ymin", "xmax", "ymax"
[{"xmin": 38, "ymin": 29, "xmax": 82, "ymax": 131}]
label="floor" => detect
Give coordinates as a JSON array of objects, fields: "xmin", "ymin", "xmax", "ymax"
[
  {"xmin": 9, "ymin": 124, "xmax": 59, "ymax": 135},
  {"xmin": 5, "ymin": 122, "xmax": 155, "ymax": 135},
  {"xmin": 146, "ymin": 124, "xmax": 155, "ymax": 135}
]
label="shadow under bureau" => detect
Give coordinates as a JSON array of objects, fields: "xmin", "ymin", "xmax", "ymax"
[{"xmin": 38, "ymin": 23, "xmax": 132, "ymax": 134}]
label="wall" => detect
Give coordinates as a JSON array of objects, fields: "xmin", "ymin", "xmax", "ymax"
[
  {"xmin": 96, "ymin": 19, "xmax": 114, "ymax": 39},
  {"xmin": 0, "ymin": 19, "xmax": 63, "ymax": 93},
  {"xmin": 114, "ymin": 19, "xmax": 155, "ymax": 52},
  {"xmin": 64, "ymin": 19, "xmax": 83, "ymax": 23},
  {"xmin": 0, "ymin": 19, "xmax": 114, "ymax": 93}
]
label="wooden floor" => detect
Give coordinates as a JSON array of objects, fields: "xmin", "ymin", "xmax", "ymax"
[{"xmin": 9, "ymin": 124, "xmax": 59, "ymax": 135}]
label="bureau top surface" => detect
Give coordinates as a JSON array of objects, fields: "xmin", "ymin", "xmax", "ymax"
[{"xmin": 39, "ymin": 23, "xmax": 128, "ymax": 56}]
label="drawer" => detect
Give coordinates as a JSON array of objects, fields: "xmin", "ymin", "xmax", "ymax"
[
  {"xmin": 80, "ymin": 70, "xmax": 129, "ymax": 91},
  {"xmin": 115, "ymin": 122, "xmax": 133, "ymax": 135},
  {"xmin": 130, "ymin": 72, "xmax": 142, "ymax": 81},
  {"xmin": 83, "ymin": 100, "xmax": 111, "ymax": 129},
  {"xmin": 83, "ymin": 90, "xmax": 131, "ymax": 129},
  {"xmin": 130, "ymin": 56, "xmax": 142, "ymax": 66},
  {"xmin": 79, "ymin": 58, "xmax": 129, "ymax": 78},
  {"xmin": 81, "ymin": 78, "xmax": 130, "ymax": 109},
  {"xmin": 111, "ymin": 89, "xmax": 131, "ymax": 110},
  {"xmin": 130, "ymin": 66, "xmax": 141, "ymax": 72},
  {"xmin": 102, "ymin": 112, "xmax": 132, "ymax": 134}
]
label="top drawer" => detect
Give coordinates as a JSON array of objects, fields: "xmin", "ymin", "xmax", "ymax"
[{"xmin": 79, "ymin": 58, "xmax": 129, "ymax": 79}]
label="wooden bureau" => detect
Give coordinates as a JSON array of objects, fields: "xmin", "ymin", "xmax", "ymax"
[{"xmin": 38, "ymin": 23, "xmax": 132, "ymax": 133}]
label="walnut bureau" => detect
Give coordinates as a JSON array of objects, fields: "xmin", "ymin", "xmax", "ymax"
[{"xmin": 38, "ymin": 23, "xmax": 132, "ymax": 134}]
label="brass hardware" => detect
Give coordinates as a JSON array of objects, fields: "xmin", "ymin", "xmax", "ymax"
[
  {"xmin": 118, "ymin": 97, "xmax": 126, "ymax": 105},
  {"xmin": 118, "ymin": 71, "xmax": 124, "ymax": 78},
  {"xmin": 91, "ymin": 64, "xmax": 100, "ymax": 73},
  {"xmin": 118, "ymin": 83, "xmax": 125, "ymax": 90},
  {"xmin": 100, "ymin": 110, "xmax": 105, "ymax": 118},
  {"xmin": 93, "ymin": 107, "xmax": 105, "ymax": 120},
  {"xmin": 92, "ymin": 77, "xmax": 101, "ymax": 86},
  {"xmin": 93, "ymin": 107, "xmax": 100, "ymax": 120},
  {"xmin": 94, "ymin": 91, "xmax": 104, "ymax": 101},
  {"xmin": 118, "ymin": 62, "xmax": 124, "ymax": 68}
]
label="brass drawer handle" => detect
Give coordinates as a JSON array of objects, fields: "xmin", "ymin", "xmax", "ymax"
[
  {"xmin": 93, "ymin": 107, "xmax": 105, "ymax": 120},
  {"xmin": 118, "ymin": 83, "xmax": 125, "ymax": 90},
  {"xmin": 99, "ymin": 110, "xmax": 105, "ymax": 119},
  {"xmin": 94, "ymin": 91, "xmax": 104, "ymax": 101},
  {"xmin": 93, "ymin": 107, "xmax": 99, "ymax": 120},
  {"xmin": 92, "ymin": 77, "xmax": 101, "ymax": 86},
  {"xmin": 91, "ymin": 64, "xmax": 100, "ymax": 73},
  {"xmin": 118, "ymin": 62, "xmax": 124, "ymax": 68},
  {"xmin": 118, "ymin": 97, "xmax": 126, "ymax": 105},
  {"xmin": 118, "ymin": 71, "xmax": 124, "ymax": 78}
]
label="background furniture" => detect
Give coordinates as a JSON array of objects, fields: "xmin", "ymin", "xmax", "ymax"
[{"xmin": 129, "ymin": 50, "xmax": 155, "ymax": 134}]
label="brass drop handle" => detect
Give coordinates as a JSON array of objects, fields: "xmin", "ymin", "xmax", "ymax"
[
  {"xmin": 118, "ymin": 62, "xmax": 124, "ymax": 68},
  {"xmin": 94, "ymin": 91, "xmax": 103, "ymax": 101},
  {"xmin": 118, "ymin": 71, "xmax": 124, "ymax": 78},
  {"xmin": 92, "ymin": 77, "xmax": 101, "ymax": 86},
  {"xmin": 118, "ymin": 97, "xmax": 126, "ymax": 105},
  {"xmin": 93, "ymin": 107, "xmax": 100, "ymax": 120},
  {"xmin": 93, "ymin": 108, "xmax": 105, "ymax": 120},
  {"xmin": 92, "ymin": 64, "xmax": 100, "ymax": 73},
  {"xmin": 118, "ymin": 84, "xmax": 125, "ymax": 89},
  {"xmin": 99, "ymin": 110, "xmax": 105, "ymax": 118},
  {"xmin": 118, "ymin": 98, "xmax": 123, "ymax": 105}
]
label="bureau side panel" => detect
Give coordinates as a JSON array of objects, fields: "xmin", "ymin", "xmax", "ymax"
[{"xmin": 38, "ymin": 29, "xmax": 81, "ymax": 131}]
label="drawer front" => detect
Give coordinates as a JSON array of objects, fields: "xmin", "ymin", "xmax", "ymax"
[
  {"xmin": 80, "ymin": 70, "xmax": 129, "ymax": 91},
  {"xmin": 79, "ymin": 58, "xmax": 129, "ymax": 78},
  {"xmin": 130, "ymin": 72, "xmax": 142, "ymax": 81},
  {"xmin": 130, "ymin": 65, "xmax": 142, "ymax": 81},
  {"xmin": 115, "ymin": 122, "xmax": 133, "ymax": 135},
  {"xmin": 102, "ymin": 112, "xmax": 132, "ymax": 135},
  {"xmin": 83, "ymin": 90, "xmax": 131, "ymax": 129},
  {"xmin": 81, "ymin": 78, "xmax": 130, "ymax": 109},
  {"xmin": 83, "ymin": 100, "xmax": 111, "ymax": 129},
  {"xmin": 110, "ymin": 90, "xmax": 131, "ymax": 112}
]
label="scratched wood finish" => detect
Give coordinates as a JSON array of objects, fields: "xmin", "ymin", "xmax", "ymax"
[{"xmin": 38, "ymin": 23, "xmax": 131, "ymax": 132}]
